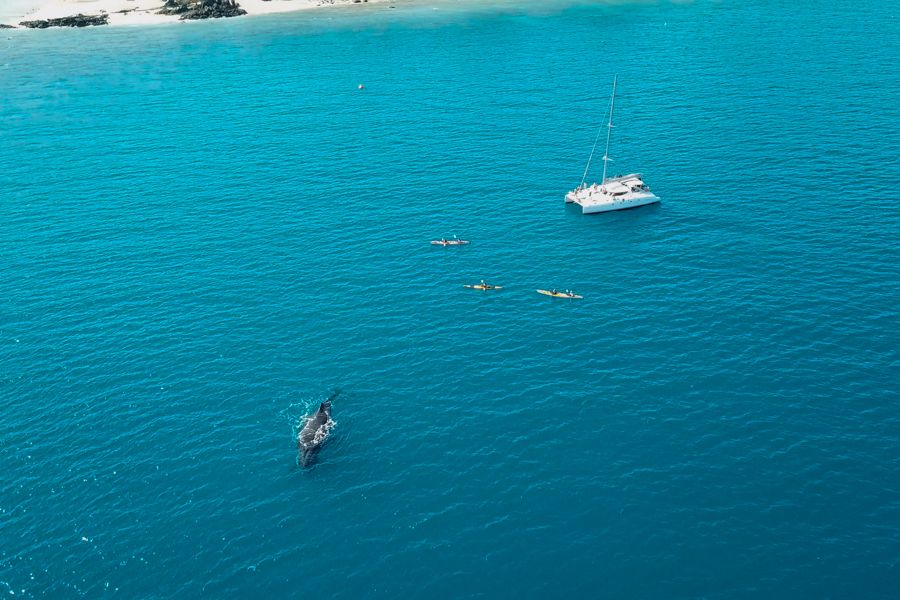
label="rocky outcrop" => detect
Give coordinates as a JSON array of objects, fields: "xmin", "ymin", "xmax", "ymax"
[
  {"xmin": 19, "ymin": 14, "xmax": 109, "ymax": 28},
  {"xmin": 0, "ymin": 24, "xmax": 17, "ymax": 29},
  {"xmin": 158, "ymin": 0, "xmax": 247, "ymax": 20}
]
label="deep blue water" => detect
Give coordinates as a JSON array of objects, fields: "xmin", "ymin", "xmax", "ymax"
[{"xmin": 2, "ymin": 1, "xmax": 900, "ymax": 597}]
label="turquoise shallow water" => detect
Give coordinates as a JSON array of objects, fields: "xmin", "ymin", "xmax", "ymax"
[{"xmin": 2, "ymin": 1, "xmax": 900, "ymax": 597}]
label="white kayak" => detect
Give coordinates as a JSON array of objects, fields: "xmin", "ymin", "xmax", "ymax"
[
  {"xmin": 536, "ymin": 289, "xmax": 583, "ymax": 299},
  {"xmin": 431, "ymin": 239, "xmax": 470, "ymax": 246}
]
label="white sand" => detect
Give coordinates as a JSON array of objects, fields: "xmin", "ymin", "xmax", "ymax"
[{"xmin": 5, "ymin": 0, "xmax": 393, "ymax": 27}]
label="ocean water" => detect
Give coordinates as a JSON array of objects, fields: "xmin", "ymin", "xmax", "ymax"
[{"xmin": 2, "ymin": 1, "xmax": 899, "ymax": 597}]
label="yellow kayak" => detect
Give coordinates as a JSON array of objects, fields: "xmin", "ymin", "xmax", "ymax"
[
  {"xmin": 464, "ymin": 284, "xmax": 503, "ymax": 291},
  {"xmin": 536, "ymin": 289, "xmax": 583, "ymax": 299}
]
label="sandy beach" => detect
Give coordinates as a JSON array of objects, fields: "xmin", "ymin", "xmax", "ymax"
[{"xmin": 4, "ymin": 0, "xmax": 392, "ymax": 27}]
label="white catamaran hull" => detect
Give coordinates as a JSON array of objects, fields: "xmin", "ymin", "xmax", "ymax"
[{"xmin": 579, "ymin": 192, "xmax": 660, "ymax": 214}]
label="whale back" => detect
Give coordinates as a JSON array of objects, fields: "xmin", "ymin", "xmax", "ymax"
[{"xmin": 297, "ymin": 398, "xmax": 335, "ymax": 467}]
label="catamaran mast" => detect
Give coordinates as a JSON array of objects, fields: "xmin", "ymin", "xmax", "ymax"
[{"xmin": 600, "ymin": 74, "xmax": 617, "ymax": 185}]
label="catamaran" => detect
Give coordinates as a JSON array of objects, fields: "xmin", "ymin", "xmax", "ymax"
[{"xmin": 565, "ymin": 76, "xmax": 660, "ymax": 214}]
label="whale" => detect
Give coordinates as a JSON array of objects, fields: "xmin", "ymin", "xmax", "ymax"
[{"xmin": 297, "ymin": 393, "xmax": 336, "ymax": 467}]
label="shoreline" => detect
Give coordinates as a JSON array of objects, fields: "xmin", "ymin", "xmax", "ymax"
[{"xmin": 3, "ymin": 0, "xmax": 396, "ymax": 28}]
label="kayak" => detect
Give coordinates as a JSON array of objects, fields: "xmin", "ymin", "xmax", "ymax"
[
  {"xmin": 464, "ymin": 284, "xmax": 503, "ymax": 291},
  {"xmin": 536, "ymin": 289, "xmax": 583, "ymax": 299},
  {"xmin": 537, "ymin": 289, "xmax": 582, "ymax": 298},
  {"xmin": 431, "ymin": 239, "xmax": 470, "ymax": 246}
]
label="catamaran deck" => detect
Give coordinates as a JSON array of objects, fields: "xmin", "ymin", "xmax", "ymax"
[{"xmin": 565, "ymin": 173, "xmax": 660, "ymax": 214}]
